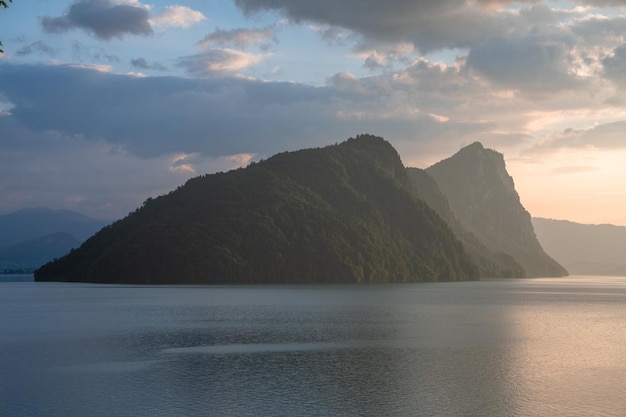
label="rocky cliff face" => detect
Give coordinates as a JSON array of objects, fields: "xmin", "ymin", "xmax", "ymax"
[
  {"xmin": 407, "ymin": 167, "xmax": 526, "ymax": 278},
  {"xmin": 426, "ymin": 142, "xmax": 567, "ymax": 278}
]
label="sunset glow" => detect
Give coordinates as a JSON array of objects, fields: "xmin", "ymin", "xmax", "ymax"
[{"xmin": 1, "ymin": 0, "xmax": 625, "ymax": 225}]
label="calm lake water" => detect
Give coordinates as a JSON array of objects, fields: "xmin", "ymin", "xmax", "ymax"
[{"xmin": 1, "ymin": 276, "xmax": 625, "ymax": 417}]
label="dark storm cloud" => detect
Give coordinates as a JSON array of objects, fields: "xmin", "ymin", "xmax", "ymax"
[{"xmin": 41, "ymin": 0, "xmax": 152, "ymax": 40}]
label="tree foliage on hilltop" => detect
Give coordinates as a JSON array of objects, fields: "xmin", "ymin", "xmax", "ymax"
[
  {"xmin": 0, "ymin": 0, "xmax": 13, "ymax": 54},
  {"xmin": 35, "ymin": 135, "xmax": 478, "ymax": 284}
]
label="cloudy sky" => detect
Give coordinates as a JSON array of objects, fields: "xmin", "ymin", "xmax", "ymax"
[{"xmin": 1, "ymin": 0, "xmax": 626, "ymax": 225}]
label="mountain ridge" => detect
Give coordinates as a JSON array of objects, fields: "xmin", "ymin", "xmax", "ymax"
[
  {"xmin": 0, "ymin": 232, "xmax": 80, "ymax": 272},
  {"xmin": 0, "ymin": 207, "xmax": 107, "ymax": 248},
  {"xmin": 407, "ymin": 167, "xmax": 526, "ymax": 278},
  {"xmin": 532, "ymin": 217, "xmax": 626, "ymax": 276},
  {"xmin": 36, "ymin": 135, "xmax": 478, "ymax": 284},
  {"xmin": 425, "ymin": 142, "xmax": 567, "ymax": 278}
]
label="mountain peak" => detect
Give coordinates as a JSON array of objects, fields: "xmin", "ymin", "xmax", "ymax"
[
  {"xmin": 460, "ymin": 141, "xmax": 485, "ymax": 152},
  {"xmin": 36, "ymin": 136, "xmax": 477, "ymax": 284},
  {"xmin": 0, "ymin": 207, "xmax": 106, "ymax": 248},
  {"xmin": 426, "ymin": 143, "xmax": 567, "ymax": 277}
]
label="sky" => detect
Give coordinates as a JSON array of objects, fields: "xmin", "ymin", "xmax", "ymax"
[{"xmin": 1, "ymin": 0, "xmax": 626, "ymax": 226}]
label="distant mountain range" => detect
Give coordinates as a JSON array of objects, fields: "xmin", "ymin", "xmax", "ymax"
[
  {"xmin": 532, "ymin": 218, "xmax": 626, "ymax": 276},
  {"xmin": 0, "ymin": 207, "xmax": 106, "ymax": 272},
  {"xmin": 35, "ymin": 135, "xmax": 567, "ymax": 284}
]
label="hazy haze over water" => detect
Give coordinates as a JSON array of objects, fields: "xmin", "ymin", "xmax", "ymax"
[{"xmin": 1, "ymin": 277, "xmax": 625, "ymax": 416}]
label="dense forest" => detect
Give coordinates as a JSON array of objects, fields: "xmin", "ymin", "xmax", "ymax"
[{"xmin": 35, "ymin": 135, "xmax": 478, "ymax": 284}]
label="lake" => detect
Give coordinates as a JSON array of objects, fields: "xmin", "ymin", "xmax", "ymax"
[{"xmin": 1, "ymin": 276, "xmax": 625, "ymax": 416}]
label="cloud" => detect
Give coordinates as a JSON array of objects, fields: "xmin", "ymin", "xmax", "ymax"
[
  {"xmin": 327, "ymin": 71, "xmax": 363, "ymax": 93},
  {"xmin": 529, "ymin": 121, "xmax": 626, "ymax": 153},
  {"xmin": 149, "ymin": 5, "xmax": 206, "ymax": 28},
  {"xmin": 0, "ymin": 123, "xmax": 253, "ymax": 219},
  {"xmin": 131, "ymin": 57, "xmax": 167, "ymax": 71},
  {"xmin": 67, "ymin": 62, "xmax": 113, "ymax": 72},
  {"xmin": 308, "ymin": 24, "xmax": 352, "ymax": 46},
  {"xmin": 0, "ymin": 61, "xmax": 509, "ymax": 169},
  {"xmin": 603, "ymin": 44, "xmax": 626, "ymax": 88},
  {"xmin": 354, "ymin": 42, "xmax": 416, "ymax": 70},
  {"xmin": 198, "ymin": 27, "xmax": 275, "ymax": 49},
  {"xmin": 41, "ymin": 0, "xmax": 152, "ymax": 40},
  {"xmin": 573, "ymin": 121, "xmax": 626, "ymax": 149},
  {"xmin": 15, "ymin": 41, "xmax": 58, "ymax": 57},
  {"xmin": 0, "ymin": 48, "xmax": 623, "ymax": 169},
  {"xmin": 465, "ymin": 36, "xmax": 581, "ymax": 92},
  {"xmin": 177, "ymin": 49, "xmax": 264, "ymax": 76},
  {"xmin": 233, "ymin": 0, "xmax": 529, "ymax": 53},
  {"xmin": 40, "ymin": 0, "xmax": 205, "ymax": 40},
  {"xmin": 575, "ymin": 0, "xmax": 626, "ymax": 6},
  {"xmin": 0, "ymin": 63, "xmax": 338, "ymax": 158}
]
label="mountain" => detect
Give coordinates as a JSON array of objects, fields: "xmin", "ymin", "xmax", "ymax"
[
  {"xmin": 0, "ymin": 207, "xmax": 107, "ymax": 248},
  {"xmin": 425, "ymin": 142, "xmax": 567, "ymax": 278},
  {"xmin": 0, "ymin": 232, "xmax": 80, "ymax": 272},
  {"xmin": 532, "ymin": 217, "xmax": 626, "ymax": 276},
  {"xmin": 407, "ymin": 168, "xmax": 525, "ymax": 278},
  {"xmin": 35, "ymin": 135, "xmax": 478, "ymax": 284}
]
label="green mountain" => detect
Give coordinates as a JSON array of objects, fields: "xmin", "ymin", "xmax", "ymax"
[
  {"xmin": 532, "ymin": 217, "xmax": 626, "ymax": 276},
  {"xmin": 35, "ymin": 135, "xmax": 478, "ymax": 284},
  {"xmin": 425, "ymin": 142, "xmax": 567, "ymax": 278}
]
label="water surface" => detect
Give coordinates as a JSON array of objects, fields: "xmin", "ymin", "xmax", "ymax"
[{"xmin": 1, "ymin": 276, "xmax": 625, "ymax": 416}]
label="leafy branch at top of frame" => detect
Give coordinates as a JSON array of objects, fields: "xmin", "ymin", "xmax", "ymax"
[{"xmin": 0, "ymin": 0, "xmax": 13, "ymax": 54}]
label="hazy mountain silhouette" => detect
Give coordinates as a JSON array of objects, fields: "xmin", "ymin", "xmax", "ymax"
[
  {"xmin": 0, "ymin": 232, "xmax": 80, "ymax": 272},
  {"xmin": 407, "ymin": 167, "xmax": 525, "ymax": 278},
  {"xmin": 425, "ymin": 142, "xmax": 567, "ymax": 278},
  {"xmin": 532, "ymin": 217, "xmax": 626, "ymax": 276},
  {"xmin": 0, "ymin": 207, "xmax": 107, "ymax": 248},
  {"xmin": 36, "ymin": 135, "xmax": 478, "ymax": 284}
]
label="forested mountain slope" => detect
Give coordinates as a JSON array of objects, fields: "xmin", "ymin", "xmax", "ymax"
[{"xmin": 36, "ymin": 135, "xmax": 477, "ymax": 284}]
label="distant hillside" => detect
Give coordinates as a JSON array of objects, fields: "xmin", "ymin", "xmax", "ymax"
[
  {"xmin": 0, "ymin": 207, "xmax": 107, "ymax": 248},
  {"xmin": 425, "ymin": 143, "xmax": 567, "ymax": 278},
  {"xmin": 36, "ymin": 135, "xmax": 478, "ymax": 284},
  {"xmin": 407, "ymin": 167, "xmax": 525, "ymax": 278},
  {"xmin": 0, "ymin": 232, "xmax": 80, "ymax": 272},
  {"xmin": 532, "ymin": 218, "xmax": 626, "ymax": 276}
]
